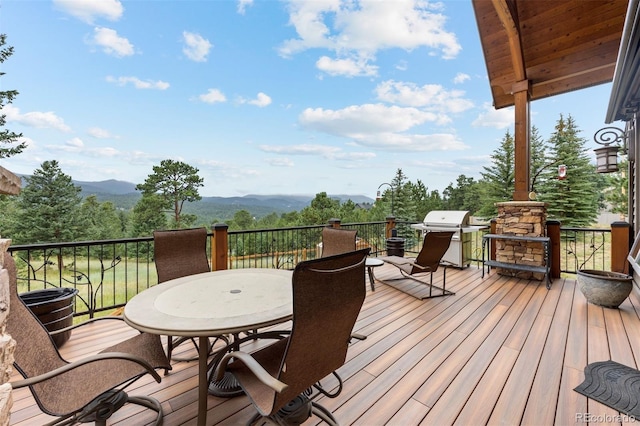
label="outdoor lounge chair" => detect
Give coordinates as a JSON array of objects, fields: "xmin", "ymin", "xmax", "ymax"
[
  {"xmin": 213, "ymin": 248, "xmax": 369, "ymax": 425},
  {"xmin": 5, "ymin": 252, "xmax": 171, "ymax": 426},
  {"xmin": 153, "ymin": 227, "xmax": 216, "ymax": 362},
  {"xmin": 380, "ymin": 231, "xmax": 455, "ymax": 299},
  {"xmin": 321, "ymin": 226, "xmax": 357, "ymax": 257}
]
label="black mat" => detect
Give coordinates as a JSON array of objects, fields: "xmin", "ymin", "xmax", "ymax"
[{"xmin": 574, "ymin": 360, "xmax": 640, "ymax": 418}]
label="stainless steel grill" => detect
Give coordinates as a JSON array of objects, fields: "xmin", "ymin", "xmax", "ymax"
[{"xmin": 411, "ymin": 210, "xmax": 487, "ymax": 268}]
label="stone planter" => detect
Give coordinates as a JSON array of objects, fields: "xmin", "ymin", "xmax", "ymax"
[{"xmin": 577, "ymin": 269, "xmax": 633, "ymax": 309}]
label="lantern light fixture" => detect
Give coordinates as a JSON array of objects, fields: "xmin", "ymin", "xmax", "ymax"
[{"xmin": 593, "ymin": 126, "xmax": 628, "ymax": 173}]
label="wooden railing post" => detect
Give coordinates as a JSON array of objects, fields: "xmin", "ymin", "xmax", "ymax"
[
  {"xmin": 211, "ymin": 223, "xmax": 228, "ymax": 271},
  {"xmin": 546, "ymin": 220, "xmax": 561, "ymax": 279},
  {"xmin": 611, "ymin": 221, "xmax": 632, "ymax": 274},
  {"xmin": 328, "ymin": 218, "xmax": 341, "ymax": 228},
  {"xmin": 385, "ymin": 216, "xmax": 396, "ymax": 239}
]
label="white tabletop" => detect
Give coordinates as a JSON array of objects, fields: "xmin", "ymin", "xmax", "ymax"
[{"xmin": 124, "ymin": 268, "xmax": 293, "ymax": 337}]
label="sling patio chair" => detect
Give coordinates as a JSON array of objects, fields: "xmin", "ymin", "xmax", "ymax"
[
  {"xmin": 213, "ymin": 249, "xmax": 369, "ymax": 426},
  {"xmin": 320, "ymin": 226, "xmax": 357, "ymax": 257},
  {"xmin": 380, "ymin": 230, "xmax": 456, "ymax": 300},
  {"xmin": 5, "ymin": 252, "xmax": 171, "ymax": 426},
  {"xmin": 153, "ymin": 227, "xmax": 227, "ymax": 362}
]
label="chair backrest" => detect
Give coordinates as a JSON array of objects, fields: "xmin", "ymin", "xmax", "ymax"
[
  {"xmin": 4, "ymin": 252, "xmax": 70, "ymax": 412},
  {"xmin": 153, "ymin": 227, "xmax": 210, "ymax": 283},
  {"xmin": 321, "ymin": 227, "xmax": 357, "ymax": 257},
  {"xmin": 273, "ymin": 248, "xmax": 369, "ymax": 411},
  {"xmin": 412, "ymin": 231, "xmax": 455, "ymax": 274}
]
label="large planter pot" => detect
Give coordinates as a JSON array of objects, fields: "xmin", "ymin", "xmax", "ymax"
[
  {"xmin": 19, "ymin": 287, "xmax": 79, "ymax": 348},
  {"xmin": 577, "ymin": 269, "xmax": 633, "ymax": 309}
]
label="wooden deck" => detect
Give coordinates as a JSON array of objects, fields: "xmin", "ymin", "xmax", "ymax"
[{"xmin": 9, "ymin": 262, "xmax": 640, "ymax": 425}]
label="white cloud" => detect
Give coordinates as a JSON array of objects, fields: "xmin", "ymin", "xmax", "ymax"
[
  {"xmin": 182, "ymin": 31, "xmax": 212, "ymax": 62},
  {"xmin": 375, "ymin": 80, "xmax": 474, "ymax": 114},
  {"xmin": 259, "ymin": 143, "xmax": 375, "ymax": 161},
  {"xmin": 88, "ymin": 127, "xmax": 117, "ymax": 139},
  {"xmin": 237, "ymin": 0, "xmax": 254, "ymax": 15},
  {"xmin": 66, "ymin": 137, "xmax": 84, "ymax": 148},
  {"xmin": 316, "ymin": 56, "xmax": 378, "ymax": 77},
  {"xmin": 299, "ymin": 103, "xmax": 437, "ymax": 136},
  {"xmin": 106, "ymin": 76, "xmax": 170, "ymax": 90},
  {"xmin": 267, "ymin": 157, "xmax": 294, "ymax": 167},
  {"xmin": 3, "ymin": 104, "xmax": 71, "ymax": 132},
  {"xmin": 354, "ymin": 132, "xmax": 468, "ymax": 152},
  {"xmin": 198, "ymin": 89, "xmax": 227, "ymax": 104},
  {"xmin": 260, "ymin": 144, "xmax": 342, "ymax": 157},
  {"xmin": 279, "ymin": 0, "xmax": 461, "ymax": 77},
  {"xmin": 453, "ymin": 72, "xmax": 470, "ymax": 84},
  {"xmin": 472, "ymin": 103, "xmax": 514, "ymax": 129},
  {"xmin": 91, "ymin": 27, "xmax": 134, "ymax": 57},
  {"xmin": 249, "ymin": 93, "xmax": 272, "ymax": 107},
  {"xmin": 54, "ymin": 0, "xmax": 123, "ymax": 24}
]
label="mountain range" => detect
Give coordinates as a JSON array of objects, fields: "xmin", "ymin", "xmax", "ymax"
[{"xmin": 68, "ymin": 179, "xmax": 375, "ymax": 220}]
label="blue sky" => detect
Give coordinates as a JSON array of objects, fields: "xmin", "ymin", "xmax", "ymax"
[{"xmin": 0, "ymin": 0, "xmax": 621, "ymax": 197}]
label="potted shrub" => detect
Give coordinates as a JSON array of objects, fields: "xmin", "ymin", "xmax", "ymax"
[{"xmin": 576, "ymin": 269, "xmax": 633, "ymax": 309}]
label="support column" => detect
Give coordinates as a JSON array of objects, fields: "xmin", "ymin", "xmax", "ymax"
[{"xmin": 513, "ymin": 80, "xmax": 531, "ymax": 201}]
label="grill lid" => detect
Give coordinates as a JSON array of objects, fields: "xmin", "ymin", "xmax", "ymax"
[{"xmin": 423, "ymin": 210, "xmax": 470, "ymax": 228}]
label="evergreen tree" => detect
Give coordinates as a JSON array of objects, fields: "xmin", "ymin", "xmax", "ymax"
[
  {"xmin": 409, "ymin": 180, "xmax": 443, "ymax": 221},
  {"xmin": 0, "ymin": 34, "xmax": 26, "ymax": 158},
  {"xmin": 390, "ymin": 168, "xmax": 415, "ymax": 222},
  {"xmin": 136, "ymin": 159, "xmax": 204, "ymax": 228},
  {"xmin": 537, "ymin": 114, "xmax": 599, "ymax": 226},
  {"xmin": 443, "ymin": 175, "xmax": 480, "ymax": 213},
  {"xmin": 477, "ymin": 131, "xmax": 515, "ymax": 218},
  {"xmin": 79, "ymin": 195, "xmax": 124, "ymax": 240},
  {"xmin": 13, "ymin": 160, "xmax": 83, "ymax": 244},
  {"xmin": 130, "ymin": 194, "xmax": 168, "ymax": 237},
  {"xmin": 298, "ymin": 192, "xmax": 340, "ymax": 225}
]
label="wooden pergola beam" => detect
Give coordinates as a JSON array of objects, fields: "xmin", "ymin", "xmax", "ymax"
[{"xmin": 492, "ymin": 0, "xmax": 530, "ymax": 200}]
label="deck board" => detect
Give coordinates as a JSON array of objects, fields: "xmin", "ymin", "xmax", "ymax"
[{"xmin": 8, "ymin": 263, "xmax": 640, "ymax": 425}]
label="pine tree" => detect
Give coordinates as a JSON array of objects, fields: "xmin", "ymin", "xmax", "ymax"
[
  {"xmin": 13, "ymin": 160, "xmax": 83, "ymax": 244},
  {"xmin": 0, "ymin": 34, "xmax": 26, "ymax": 158},
  {"xmin": 537, "ymin": 115, "xmax": 599, "ymax": 226},
  {"xmin": 477, "ymin": 131, "xmax": 515, "ymax": 218}
]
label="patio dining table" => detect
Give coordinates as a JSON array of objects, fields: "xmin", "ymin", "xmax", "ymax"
[{"xmin": 123, "ymin": 268, "xmax": 293, "ymax": 426}]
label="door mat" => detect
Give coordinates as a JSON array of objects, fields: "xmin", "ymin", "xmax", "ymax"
[{"xmin": 574, "ymin": 360, "xmax": 640, "ymax": 418}]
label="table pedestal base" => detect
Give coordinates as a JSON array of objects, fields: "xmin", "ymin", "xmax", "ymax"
[{"xmin": 208, "ymin": 371, "xmax": 243, "ymax": 397}]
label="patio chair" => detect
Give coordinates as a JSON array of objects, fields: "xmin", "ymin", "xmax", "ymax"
[
  {"xmin": 153, "ymin": 227, "xmax": 216, "ymax": 362},
  {"xmin": 5, "ymin": 252, "xmax": 171, "ymax": 426},
  {"xmin": 380, "ymin": 231, "xmax": 455, "ymax": 299},
  {"xmin": 213, "ymin": 248, "xmax": 369, "ymax": 425},
  {"xmin": 321, "ymin": 226, "xmax": 357, "ymax": 257}
]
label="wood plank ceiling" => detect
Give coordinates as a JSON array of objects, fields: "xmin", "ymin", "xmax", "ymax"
[{"xmin": 472, "ymin": 0, "xmax": 629, "ymax": 110}]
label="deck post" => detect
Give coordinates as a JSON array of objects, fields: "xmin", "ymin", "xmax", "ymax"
[
  {"xmin": 546, "ymin": 220, "xmax": 561, "ymax": 278},
  {"xmin": 211, "ymin": 223, "xmax": 228, "ymax": 271},
  {"xmin": 611, "ymin": 221, "xmax": 632, "ymax": 274},
  {"xmin": 328, "ymin": 218, "xmax": 341, "ymax": 228}
]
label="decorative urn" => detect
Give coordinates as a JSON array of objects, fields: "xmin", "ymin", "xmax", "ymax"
[{"xmin": 577, "ymin": 269, "xmax": 633, "ymax": 309}]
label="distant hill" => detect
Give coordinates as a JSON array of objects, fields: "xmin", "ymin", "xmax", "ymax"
[{"xmin": 46, "ymin": 178, "xmax": 374, "ymax": 220}]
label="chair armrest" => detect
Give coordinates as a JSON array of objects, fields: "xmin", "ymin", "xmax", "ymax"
[
  {"xmin": 10, "ymin": 352, "xmax": 162, "ymax": 389},
  {"xmin": 214, "ymin": 351, "xmax": 288, "ymax": 393}
]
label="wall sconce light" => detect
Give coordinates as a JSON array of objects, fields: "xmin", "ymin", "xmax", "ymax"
[{"xmin": 593, "ymin": 126, "xmax": 628, "ymax": 173}]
